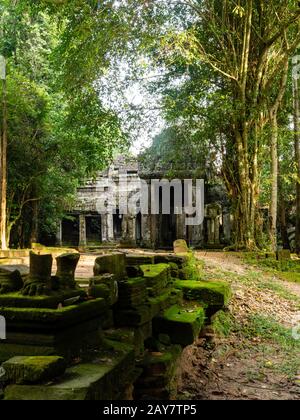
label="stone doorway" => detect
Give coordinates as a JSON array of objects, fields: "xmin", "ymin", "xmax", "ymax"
[
  {"xmin": 157, "ymin": 187, "xmax": 177, "ymax": 249},
  {"xmin": 136, "ymin": 212, "xmax": 142, "ymax": 244},
  {"xmin": 113, "ymin": 209, "xmax": 123, "ymax": 240},
  {"xmin": 86, "ymin": 215, "xmax": 102, "ymax": 245},
  {"xmin": 62, "ymin": 216, "xmax": 79, "ymax": 246}
]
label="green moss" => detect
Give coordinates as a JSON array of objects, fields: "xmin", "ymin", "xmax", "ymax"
[
  {"xmin": 148, "ymin": 288, "xmax": 183, "ymax": 317},
  {"xmin": 0, "ymin": 298, "xmax": 107, "ymax": 329},
  {"xmin": 0, "ymin": 289, "xmax": 87, "ymax": 309},
  {"xmin": 175, "ymin": 279, "xmax": 231, "ymax": 310},
  {"xmin": 141, "ymin": 264, "xmax": 170, "ymax": 283},
  {"xmin": 177, "ymin": 253, "xmax": 203, "ymax": 281},
  {"xmin": 210, "ymin": 310, "xmax": 234, "ymax": 337},
  {"xmin": 142, "ymin": 346, "xmax": 181, "ymax": 368},
  {"xmin": 3, "ymin": 356, "xmax": 66, "ymax": 384},
  {"xmin": 153, "ymin": 305, "xmax": 205, "ymax": 347},
  {"xmin": 0, "ymin": 344, "xmax": 55, "ymax": 363},
  {"xmin": 4, "ymin": 340, "xmax": 135, "ymax": 400}
]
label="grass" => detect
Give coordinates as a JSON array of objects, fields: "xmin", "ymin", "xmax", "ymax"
[
  {"xmin": 202, "ymin": 264, "xmax": 300, "ymax": 304},
  {"xmin": 239, "ymin": 314, "xmax": 300, "ymax": 379},
  {"xmin": 211, "ymin": 310, "xmax": 234, "ymax": 337},
  {"xmin": 241, "ymin": 253, "xmax": 300, "ymax": 285}
]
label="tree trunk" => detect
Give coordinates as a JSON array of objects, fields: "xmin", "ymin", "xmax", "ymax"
[
  {"xmin": 30, "ymin": 200, "xmax": 39, "ymax": 246},
  {"xmin": 293, "ymin": 77, "xmax": 300, "ymax": 255},
  {"xmin": 279, "ymin": 198, "xmax": 290, "ymax": 250},
  {"xmin": 0, "ymin": 67, "xmax": 8, "ymax": 250},
  {"xmin": 269, "ymin": 113, "xmax": 278, "ymax": 251}
]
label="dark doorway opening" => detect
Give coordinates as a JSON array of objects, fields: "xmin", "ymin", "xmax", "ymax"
[
  {"xmin": 136, "ymin": 212, "xmax": 142, "ymax": 244},
  {"xmin": 113, "ymin": 209, "xmax": 123, "ymax": 240},
  {"xmin": 62, "ymin": 215, "xmax": 79, "ymax": 246},
  {"xmin": 86, "ymin": 215, "xmax": 102, "ymax": 245},
  {"xmin": 157, "ymin": 186, "xmax": 177, "ymax": 249}
]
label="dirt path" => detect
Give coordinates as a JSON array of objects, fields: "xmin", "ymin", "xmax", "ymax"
[
  {"xmin": 196, "ymin": 251, "xmax": 300, "ymax": 298},
  {"xmin": 179, "ymin": 251, "xmax": 300, "ymax": 400}
]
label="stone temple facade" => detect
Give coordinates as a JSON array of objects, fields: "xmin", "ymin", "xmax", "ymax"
[{"xmin": 57, "ymin": 156, "xmax": 231, "ymax": 249}]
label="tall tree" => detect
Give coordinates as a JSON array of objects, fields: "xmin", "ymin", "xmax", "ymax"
[
  {"xmin": 149, "ymin": 0, "xmax": 300, "ymax": 249},
  {"xmin": 293, "ymin": 64, "xmax": 300, "ymax": 254},
  {"xmin": 0, "ymin": 54, "xmax": 7, "ymax": 249}
]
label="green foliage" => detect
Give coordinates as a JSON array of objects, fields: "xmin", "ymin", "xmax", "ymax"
[{"xmin": 0, "ymin": 2, "xmax": 128, "ymax": 247}]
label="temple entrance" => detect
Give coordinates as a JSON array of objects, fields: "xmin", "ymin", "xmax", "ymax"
[
  {"xmin": 113, "ymin": 209, "xmax": 123, "ymax": 240},
  {"xmin": 157, "ymin": 186, "xmax": 177, "ymax": 249},
  {"xmin": 62, "ymin": 216, "xmax": 79, "ymax": 246},
  {"xmin": 86, "ymin": 215, "xmax": 102, "ymax": 245},
  {"xmin": 136, "ymin": 212, "xmax": 142, "ymax": 244}
]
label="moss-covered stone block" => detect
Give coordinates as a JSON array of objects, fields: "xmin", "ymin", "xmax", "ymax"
[
  {"xmin": 175, "ymin": 279, "xmax": 231, "ymax": 311},
  {"xmin": 0, "ymin": 298, "xmax": 107, "ymax": 330},
  {"xmin": 4, "ymin": 340, "xmax": 135, "ymax": 400},
  {"xmin": 0, "ymin": 267, "xmax": 23, "ymax": 295},
  {"xmin": 138, "ymin": 345, "xmax": 181, "ymax": 376},
  {"xmin": 148, "ymin": 289, "xmax": 183, "ymax": 317},
  {"xmin": 177, "ymin": 253, "xmax": 202, "ymax": 281},
  {"xmin": 2, "ymin": 356, "xmax": 66, "ymax": 384},
  {"xmin": 126, "ymin": 265, "xmax": 144, "ymax": 278},
  {"xmin": 114, "ymin": 304, "xmax": 152, "ymax": 327},
  {"xmin": 134, "ymin": 345, "xmax": 181, "ymax": 400},
  {"xmin": 153, "ymin": 305, "xmax": 205, "ymax": 347},
  {"xmin": 89, "ymin": 274, "xmax": 118, "ymax": 305},
  {"xmin": 141, "ymin": 264, "xmax": 170, "ymax": 293},
  {"xmin": 126, "ymin": 255, "xmax": 155, "ymax": 266},
  {"xmin": 0, "ymin": 289, "xmax": 87, "ymax": 309},
  {"xmin": 154, "ymin": 254, "xmax": 188, "ymax": 268},
  {"xmin": 94, "ymin": 253, "xmax": 126, "ymax": 281},
  {"xmin": 117, "ymin": 277, "xmax": 147, "ymax": 308},
  {"xmin": 0, "ymin": 344, "xmax": 55, "ymax": 363},
  {"xmin": 0, "ymin": 317, "xmax": 104, "ymax": 363}
]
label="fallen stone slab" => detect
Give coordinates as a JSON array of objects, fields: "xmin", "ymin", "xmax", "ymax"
[{"xmin": 2, "ymin": 356, "xmax": 66, "ymax": 384}]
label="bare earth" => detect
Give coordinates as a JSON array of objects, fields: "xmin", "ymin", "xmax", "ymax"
[{"xmin": 179, "ymin": 251, "xmax": 300, "ymax": 400}]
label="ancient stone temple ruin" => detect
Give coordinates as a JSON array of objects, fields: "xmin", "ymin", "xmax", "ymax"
[
  {"xmin": 0, "ymin": 241, "xmax": 231, "ymax": 400},
  {"xmin": 57, "ymin": 156, "xmax": 231, "ymax": 249}
]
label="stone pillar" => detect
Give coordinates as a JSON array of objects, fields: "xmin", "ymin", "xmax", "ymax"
[
  {"xmin": 121, "ymin": 214, "xmax": 136, "ymax": 247},
  {"xmin": 79, "ymin": 215, "xmax": 87, "ymax": 247},
  {"xmin": 205, "ymin": 204, "xmax": 221, "ymax": 246},
  {"xmin": 141, "ymin": 214, "xmax": 152, "ymax": 248},
  {"xmin": 107, "ymin": 213, "xmax": 114, "ymax": 242},
  {"xmin": 56, "ymin": 220, "xmax": 62, "ymax": 247},
  {"xmin": 101, "ymin": 213, "xmax": 108, "ymax": 242},
  {"xmin": 176, "ymin": 214, "xmax": 186, "ymax": 240}
]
